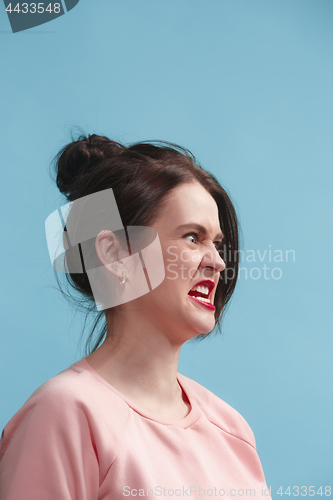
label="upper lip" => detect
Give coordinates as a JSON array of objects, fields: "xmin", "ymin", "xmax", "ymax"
[{"xmin": 188, "ymin": 280, "xmax": 215, "ymax": 297}]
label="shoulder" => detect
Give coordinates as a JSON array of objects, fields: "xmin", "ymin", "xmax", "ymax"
[
  {"xmin": 1, "ymin": 359, "xmax": 129, "ymax": 463},
  {"xmin": 16, "ymin": 358, "xmax": 129, "ymax": 423},
  {"xmin": 0, "ymin": 359, "xmax": 131, "ymax": 498},
  {"xmin": 179, "ymin": 373, "xmax": 256, "ymax": 450}
]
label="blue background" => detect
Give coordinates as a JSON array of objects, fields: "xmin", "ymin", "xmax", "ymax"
[{"xmin": 1, "ymin": 0, "xmax": 332, "ymax": 494}]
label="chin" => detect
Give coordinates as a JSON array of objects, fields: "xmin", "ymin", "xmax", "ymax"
[
  {"xmin": 166, "ymin": 312, "xmax": 214, "ymax": 344},
  {"xmin": 186, "ymin": 315, "xmax": 216, "ymax": 338}
]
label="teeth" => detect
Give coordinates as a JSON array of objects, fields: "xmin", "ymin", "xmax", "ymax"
[
  {"xmin": 193, "ymin": 296, "xmax": 211, "ymax": 303},
  {"xmin": 191, "ymin": 285, "xmax": 210, "ymax": 295}
]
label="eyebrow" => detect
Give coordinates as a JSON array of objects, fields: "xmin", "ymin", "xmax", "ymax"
[{"xmin": 176, "ymin": 223, "xmax": 224, "ymax": 240}]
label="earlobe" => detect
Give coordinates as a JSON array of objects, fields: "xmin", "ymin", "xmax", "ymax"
[{"xmin": 107, "ymin": 262, "xmax": 125, "ymax": 280}]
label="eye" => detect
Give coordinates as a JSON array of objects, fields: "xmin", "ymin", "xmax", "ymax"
[
  {"xmin": 213, "ymin": 240, "xmax": 222, "ymax": 250},
  {"xmin": 185, "ymin": 232, "xmax": 199, "ymax": 244}
]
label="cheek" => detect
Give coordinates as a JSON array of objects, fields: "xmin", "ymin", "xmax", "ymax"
[
  {"xmin": 163, "ymin": 244, "xmax": 178, "ymax": 266},
  {"xmin": 178, "ymin": 248, "xmax": 201, "ymax": 267},
  {"xmin": 164, "ymin": 246, "xmax": 202, "ymax": 276},
  {"xmin": 163, "ymin": 246, "xmax": 180, "ymax": 279}
]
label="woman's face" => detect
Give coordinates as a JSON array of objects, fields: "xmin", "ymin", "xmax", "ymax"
[{"xmin": 135, "ymin": 181, "xmax": 226, "ymax": 344}]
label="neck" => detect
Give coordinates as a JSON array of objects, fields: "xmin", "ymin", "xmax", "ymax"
[{"xmin": 86, "ymin": 307, "xmax": 187, "ymax": 416}]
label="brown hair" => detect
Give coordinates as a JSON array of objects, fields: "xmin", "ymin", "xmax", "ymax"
[{"xmin": 53, "ymin": 133, "xmax": 240, "ymax": 354}]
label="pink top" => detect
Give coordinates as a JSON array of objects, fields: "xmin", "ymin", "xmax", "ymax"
[{"xmin": 0, "ymin": 358, "xmax": 271, "ymax": 499}]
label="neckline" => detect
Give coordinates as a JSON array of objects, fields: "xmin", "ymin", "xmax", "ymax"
[{"xmin": 73, "ymin": 357, "xmax": 201, "ymax": 428}]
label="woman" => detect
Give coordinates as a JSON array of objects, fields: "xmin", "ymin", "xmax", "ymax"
[{"xmin": 0, "ymin": 135, "xmax": 271, "ymax": 499}]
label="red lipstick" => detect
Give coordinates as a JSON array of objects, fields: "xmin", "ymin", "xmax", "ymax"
[
  {"xmin": 188, "ymin": 280, "xmax": 216, "ymax": 311},
  {"xmin": 188, "ymin": 295, "xmax": 216, "ymax": 311}
]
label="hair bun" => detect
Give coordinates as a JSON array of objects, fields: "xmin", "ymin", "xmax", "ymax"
[{"xmin": 55, "ymin": 134, "xmax": 123, "ymax": 201}]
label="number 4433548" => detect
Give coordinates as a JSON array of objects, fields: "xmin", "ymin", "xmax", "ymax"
[{"xmin": 5, "ymin": 3, "xmax": 61, "ymax": 14}]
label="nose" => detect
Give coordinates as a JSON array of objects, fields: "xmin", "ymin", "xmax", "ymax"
[{"xmin": 200, "ymin": 244, "xmax": 226, "ymax": 274}]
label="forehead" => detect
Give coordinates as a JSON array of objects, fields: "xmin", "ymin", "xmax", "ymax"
[{"xmin": 153, "ymin": 182, "xmax": 221, "ymax": 234}]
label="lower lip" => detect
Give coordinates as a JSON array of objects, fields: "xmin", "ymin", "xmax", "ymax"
[{"xmin": 188, "ymin": 295, "xmax": 216, "ymax": 311}]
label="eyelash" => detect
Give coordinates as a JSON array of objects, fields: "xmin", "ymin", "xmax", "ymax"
[{"xmin": 185, "ymin": 233, "xmax": 221, "ymax": 250}]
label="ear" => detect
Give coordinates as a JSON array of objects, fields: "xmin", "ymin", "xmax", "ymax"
[{"xmin": 95, "ymin": 230, "xmax": 124, "ymax": 278}]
